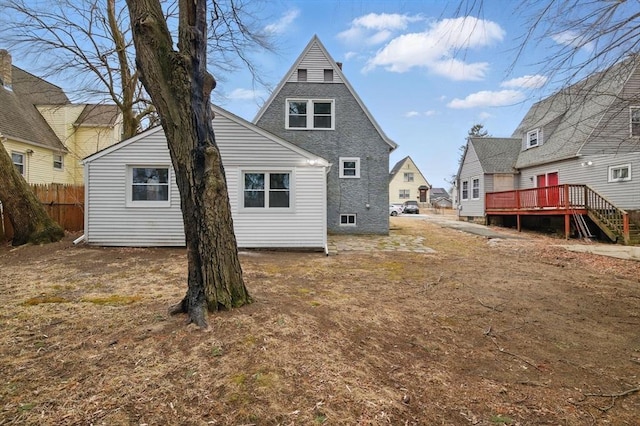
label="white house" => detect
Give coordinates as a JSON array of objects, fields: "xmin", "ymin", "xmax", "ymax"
[{"xmin": 82, "ymin": 105, "xmax": 329, "ymax": 250}]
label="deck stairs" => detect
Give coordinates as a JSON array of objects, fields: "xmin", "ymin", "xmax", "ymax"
[{"xmin": 584, "ymin": 186, "xmax": 640, "ymax": 245}]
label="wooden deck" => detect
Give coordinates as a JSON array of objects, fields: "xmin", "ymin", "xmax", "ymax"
[{"xmin": 485, "ymin": 184, "xmax": 630, "ymax": 241}]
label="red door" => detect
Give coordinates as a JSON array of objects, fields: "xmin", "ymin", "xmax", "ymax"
[
  {"xmin": 536, "ymin": 175, "xmax": 548, "ymax": 207},
  {"xmin": 536, "ymin": 173, "xmax": 559, "ymax": 207}
]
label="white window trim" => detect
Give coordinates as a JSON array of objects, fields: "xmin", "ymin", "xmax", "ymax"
[
  {"xmin": 461, "ymin": 180, "xmax": 469, "ymax": 201},
  {"xmin": 53, "ymin": 153, "xmax": 64, "ymax": 170},
  {"xmin": 339, "ymin": 157, "xmax": 360, "ymax": 178},
  {"xmin": 631, "ymin": 107, "xmax": 640, "ymax": 137},
  {"xmin": 11, "ymin": 151, "xmax": 25, "ymax": 176},
  {"xmin": 526, "ymin": 129, "xmax": 541, "ymax": 149},
  {"xmin": 399, "ymin": 189, "xmax": 410, "ymax": 199},
  {"xmin": 285, "ymin": 98, "xmax": 335, "ymax": 130},
  {"xmin": 608, "ymin": 164, "xmax": 631, "ymax": 182},
  {"xmin": 126, "ymin": 165, "xmax": 171, "ymax": 208},
  {"xmin": 239, "ymin": 169, "xmax": 294, "ymax": 212},
  {"xmin": 471, "ymin": 177, "xmax": 480, "ymax": 200},
  {"xmin": 339, "ymin": 214, "xmax": 357, "ymax": 226}
]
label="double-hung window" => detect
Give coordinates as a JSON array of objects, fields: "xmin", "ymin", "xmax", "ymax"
[
  {"xmin": 404, "ymin": 172, "xmax": 414, "ymax": 182},
  {"xmin": 399, "ymin": 189, "xmax": 410, "ymax": 199},
  {"xmin": 53, "ymin": 154, "xmax": 63, "ymax": 170},
  {"xmin": 472, "ymin": 178, "xmax": 480, "ymax": 199},
  {"xmin": 128, "ymin": 166, "xmax": 170, "ymax": 206},
  {"xmin": 608, "ymin": 164, "xmax": 631, "ymax": 182},
  {"xmin": 11, "ymin": 152, "xmax": 24, "ymax": 176},
  {"xmin": 461, "ymin": 180, "xmax": 469, "ymax": 200},
  {"xmin": 339, "ymin": 157, "xmax": 360, "ymax": 178},
  {"xmin": 243, "ymin": 172, "xmax": 291, "ymax": 209},
  {"xmin": 526, "ymin": 129, "xmax": 540, "ymax": 148},
  {"xmin": 286, "ymin": 99, "xmax": 334, "ymax": 130},
  {"xmin": 631, "ymin": 107, "xmax": 640, "ymax": 137}
]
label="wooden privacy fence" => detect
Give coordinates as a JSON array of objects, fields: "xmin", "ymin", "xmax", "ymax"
[{"xmin": 1, "ymin": 184, "xmax": 84, "ymax": 241}]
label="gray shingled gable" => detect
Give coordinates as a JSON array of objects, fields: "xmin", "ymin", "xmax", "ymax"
[
  {"xmin": 513, "ymin": 55, "xmax": 638, "ymax": 169},
  {"xmin": 469, "ymin": 137, "xmax": 521, "ymax": 173},
  {"xmin": 0, "ymin": 66, "xmax": 67, "ymax": 151},
  {"xmin": 389, "ymin": 155, "xmax": 409, "ymax": 176},
  {"xmin": 75, "ymin": 104, "xmax": 121, "ymax": 127}
]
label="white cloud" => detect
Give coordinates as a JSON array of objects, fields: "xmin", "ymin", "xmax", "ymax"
[
  {"xmin": 338, "ymin": 13, "xmax": 424, "ymax": 45},
  {"xmin": 447, "ymin": 90, "xmax": 525, "ymax": 109},
  {"xmin": 264, "ymin": 9, "xmax": 300, "ymax": 34},
  {"xmin": 477, "ymin": 112, "xmax": 493, "ymax": 120},
  {"xmin": 363, "ymin": 16, "xmax": 505, "ymax": 80},
  {"xmin": 405, "ymin": 111, "xmax": 420, "ymax": 118},
  {"xmin": 228, "ymin": 88, "xmax": 264, "ymax": 100},
  {"xmin": 501, "ymin": 74, "xmax": 548, "ymax": 89},
  {"xmin": 425, "ymin": 110, "xmax": 437, "ymax": 117},
  {"xmin": 551, "ymin": 30, "xmax": 595, "ymax": 52},
  {"xmin": 344, "ymin": 51, "xmax": 357, "ymax": 61}
]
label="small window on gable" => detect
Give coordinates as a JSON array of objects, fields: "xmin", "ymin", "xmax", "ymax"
[
  {"xmin": 340, "ymin": 214, "xmax": 356, "ymax": 226},
  {"xmin": 526, "ymin": 129, "xmax": 540, "ymax": 148},
  {"xmin": 403, "ymin": 172, "xmax": 414, "ymax": 182},
  {"xmin": 297, "ymin": 69, "xmax": 307, "ymax": 82},
  {"xmin": 631, "ymin": 107, "xmax": 640, "ymax": 136},
  {"xmin": 608, "ymin": 164, "xmax": 631, "ymax": 182},
  {"xmin": 324, "ymin": 69, "xmax": 333, "ymax": 82},
  {"xmin": 53, "ymin": 154, "xmax": 63, "ymax": 170},
  {"xmin": 339, "ymin": 157, "xmax": 360, "ymax": 178}
]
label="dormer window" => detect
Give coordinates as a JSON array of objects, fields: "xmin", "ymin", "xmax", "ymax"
[
  {"xmin": 526, "ymin": 129, "xmax": 540, "ymax": 149},
  {"xmin": 324, "ymin": 69, "xmax": 333, "ymax": 82},
  {"xmin": 631, "ymin": 107, "xmax": 640, "ymax": 136},
  {"xmin": 297, "ymin": 69, "xmax": 307, "ymax": 82}
]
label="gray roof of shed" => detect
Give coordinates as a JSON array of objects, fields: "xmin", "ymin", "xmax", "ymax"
[{"xmin": 469, "ymin": 137, "xmax": 521, "ymax": 173}]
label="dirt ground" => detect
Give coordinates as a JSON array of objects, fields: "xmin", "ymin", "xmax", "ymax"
[{"xmin": 1, "ymin": 216, "xmax": 640, "ymax": 425}]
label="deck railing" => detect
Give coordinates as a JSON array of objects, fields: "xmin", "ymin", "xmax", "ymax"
[{"xmin": 486, "ymin": 184, "xmax": 629, "ymax": 243}]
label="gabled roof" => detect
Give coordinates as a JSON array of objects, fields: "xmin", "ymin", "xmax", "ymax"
[
  {"xmin": 469, "ymin": 137, "xmax": 521, "ymax": 174},
  {"xmin": 253, "ymin": 35, "xmax": 397, "ymax": 151},
  {"xmin": 0, "ymin": 66, "xmax": 67, "ymax": 151},
  {"xmin": 75, "ymin": 104, "xmax": 121, "ymax": 127},
  {"xmin": 84, "ymin": 104, "xmax": 329, "ymax": 166},
  {"xmin": 389, "ymin": 155, "xmax": 430, "ymax": 186},
  {"xmin": 513, "ymin": 55, "xmax": 639, "ymax": 168}
]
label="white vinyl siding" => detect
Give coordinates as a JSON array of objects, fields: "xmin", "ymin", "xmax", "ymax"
[
  {"xmin": 457, "ymin": 143, "xmax": 485, "ymax": 217},
  {"xmin": 84, "ymin": 108, "xmax": 327, "ymax": 249}
]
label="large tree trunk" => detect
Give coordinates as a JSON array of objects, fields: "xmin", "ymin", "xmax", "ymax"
[
  {"xmin": 0, "ymin": 146, "xmax": 64, "ymax": 246},
  {"xmin": 126, "ymin": 0, "xmax": 251, "ymax": 327}
]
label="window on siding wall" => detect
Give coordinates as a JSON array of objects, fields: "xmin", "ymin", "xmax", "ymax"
[
  {"xmin": 631, "ymin": 108, "xmax": 640, "ymax": 136},
  {"xmin": 323, "ymin": 69, "xmax": 333, "ymax": 82},
  {"xmin": 297, "ymin": 69, "xmax": 307, "ymax": 82},
  {"xmin": 243, "ymin": 172, "xmax": 291, "ymax": 208},
  {"xmin": 461, "ymin": 180, "xmax": 469, "ymax": 200},
  {"xmin": 526, "ymin": 129, "xmax": 540, "ymax": 148},
  {"xmin": 53, "ymin": 154, "xmax": 63, "ymax": 170},
  {"xmin": 128, "ymin": 166, "xmax": 170, "ymax": 206},
  {"xmin": 11, "ymin": 152, "xmax": 24, "ymax": 176},
  {"xmin": 403, "ymin": 172, "xmax": 414, "ymax": 182},
  {"xmin": 399, "ymin": 189, "xmax": 410, "ymax": 199},
  {"xmin": 608, "ymin": 164, "xmax": 631, "ymax": 182},
  {"xmin": 340, "ymin": 214, "xmax": 356, "ymax": 226},
  {"xmin": 339, "ymin": 157, "xmax": 360, "ymax": 178},
  {"xmin": 472, "ymin": 178, "xmax": 480, "ymax": 199},
  {"xmin": 286, "ymin": 99, "xmax": 334, "ymax": 130}
]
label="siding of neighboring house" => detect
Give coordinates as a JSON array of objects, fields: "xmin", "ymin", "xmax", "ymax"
[
  {"xmin": 517, "ymin": 154, "xmax": 640, "ymax": 209},
  {"xmin": 84, "ymin": 107, "xmax": 328, "ymax": 248},
  {"xmin": 457, "ymin": 143, "xmax": 485, "ymax": 218},
  {"xmin": 2, "ymin": 138, "xmax": 65, "ymax": 184}
]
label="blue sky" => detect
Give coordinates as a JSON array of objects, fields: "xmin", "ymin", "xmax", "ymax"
[
  {"xmin": 215, "ymin": 0, "xmax": 575, "ymax": 190},
  {"xmin": 5, "ymin": 0, "xmax": 595, "ymax": 190}
]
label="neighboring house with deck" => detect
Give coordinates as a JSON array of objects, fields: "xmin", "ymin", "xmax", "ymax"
[
  {"xmin": 82, "ymin": 105, "xmax": 329, "ymax": 250},
  {"xmin": 0, "ymin": 49, "xmax": 121, "ymax": 185},
  {"xmin": 456, "ymin": 55, "xmax": 640, "ymax": 244},
  {"xmin": 389, "ymin": 156, "xmax": 431, "ymax": 206},
  {"xmin": 254, "ymin": 35, "xmax": 397, "ymax": 234}
]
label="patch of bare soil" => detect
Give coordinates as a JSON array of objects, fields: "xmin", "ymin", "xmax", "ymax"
[{"xmin": 1, "ymin": 218, "xmax": 640, "ymax": 425}]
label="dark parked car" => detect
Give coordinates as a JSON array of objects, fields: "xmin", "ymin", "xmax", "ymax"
[{"xmin": 403, "ymin": 200, "xmax": 420, "ymax": 214}]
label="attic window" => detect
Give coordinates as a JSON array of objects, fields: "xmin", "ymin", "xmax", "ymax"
[
  {"xmin": 324, "ymin": 69, "xmax": 333, "ymax": 82},
  {"xmin": 286, "ymin": 99, "xmax": 334, "ymax": 130},
  {"xmin": 298, "ymin": 69, "xmax": 307, "ymax": 82},
  {"xmin": 526, "ymin": 129, "xmax": 540, "ymax": 149},
  {"xmin": 631, "ymin": 107, "xmax": 640, "ymax": 136}
]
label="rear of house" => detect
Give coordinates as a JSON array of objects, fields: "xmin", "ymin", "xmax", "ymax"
[{"xmin": 83, "ymin": 106, "xmax": 329, "ymax": 250}]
